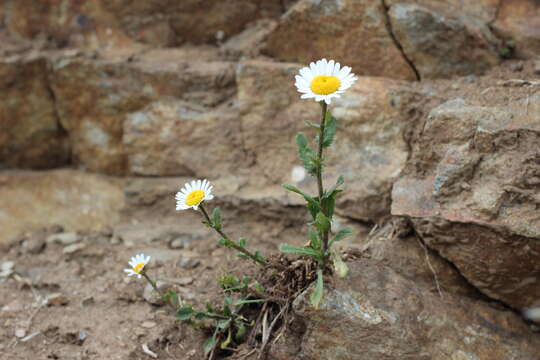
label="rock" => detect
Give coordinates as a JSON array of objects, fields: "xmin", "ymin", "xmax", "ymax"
[
  {"xmin": 0, "ymin": 261, "xmax": 15, "ymax": 277},
  {"xmin": 177, "ymin": 257, "xmax": 201, "ymax": 270},
  {"xmin": 263, "ymin": 0, "xmax": 417, "ymax": 80},
  {"xmin": 63, "ymin": 243, "xmax": 86, "ymax": 255},
  {"xmin": 22, "ymin": 237, "xmax": 46, "ymax": 254},
  {"xmin": 15, "ymin": 329, "xmax": 26, "ymax": 338},
  {"xmin": 0, "ymin": 55, "xmax": 69, "ymax": 169},
  {"xmin": 392, "ymin": 98, "xmax": 540, "ymax": 309},
  {"xmin": 78, "ymin": 330, "xmax": 88, "ymax": 344},
  {"xmin": 166, "ymin": 233, "xmax": 201, "ymax": 249},
  {"xmin": 46, "ymin": 232, "xmax": 81, "ymax": 245},
  {"xmin": 492, "ymin": 0, "xmax": 540, "ymax": 59},
  {"xmin": 81, "ymin": 297, "xmax": 95, "ymax": 307},
  {"xmin": 143, "ymin": 281, "xmax": 173, "ymax": 306},
  {"xmin": 534, "ymin": 59, "xmax": 540, "ymax": 74},
  {"xmin": 141, "ymin": 321, "xmax": 156, "ymax": 329},
  {"xmin": 221, "ymin": 19, "xmax": 278, "ymax": 58},
  {"xmin": 46, "ymin": 293, "xmax": 69, "ymax": 306},
  {"xmin": 387, "ymin": 3, "xmax": 501, "ymax": 78},
  {"xmin": 271, "ymin": 260, "xmax": 540, "ymax": 359},
  {"xmin": 238, "ymin": 60, "xmax": 418, "ymax": 221},
  {"xmin": 123, "ymin": 100, "xmax": 243, "ymax": 177},
  {"xmin": 49, "ymin": 48, "xmax": 236, "ymax": 175},
  {"xmin": 0, "ymin": 169, "xmax": 124, "ymax": 245}
]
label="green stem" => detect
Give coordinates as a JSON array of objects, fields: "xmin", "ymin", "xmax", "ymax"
[
  {"xmin": 199, "ymin": 204, "xmax": 267, "ymax": 266},
  {"xmin": 317, "ymin": 102, "xmax": 330, "ymax": 256},
  {"xmin": 142, "ymin": 272, "xmax": 178, "ymax": 310}
]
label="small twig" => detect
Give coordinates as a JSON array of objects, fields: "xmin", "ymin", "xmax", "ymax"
[
  {"xmin": 142, "ymin": 343, "xmax": 158, "ymax": 358},
  {"xmin": 258, "ymin": 303, "xmax": 289, "ymax": 360},
  {"xmin": 415, "ymin": 236, "xmax": 443, "ymax": 299}
]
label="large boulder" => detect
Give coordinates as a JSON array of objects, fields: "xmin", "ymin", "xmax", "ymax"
[
  {"xmin": 387, "ymin": 2, "xmax": 501, "ymax": 78},
  {"xmin": 0, "ymin": 169, "xmax": 124, "ymax": 244},
  {"xmin": 263, "ymin": 0, "xmax": 417, "ymax": 80},
  {"xmin": 0, "ymin": 54, "xmax": 69, "ymax": 169},
  {"xmin": 271, "ymin": 260, "xmax": 540, "ymax": 359},
  {"xmin": 238, "ymin": 60, "xmax": 418, "ymax": 221},
  {"xmin": 392, "ymin": 97, "xmax": 540, "ymax": 309},
  {"xmin": 49, "ymin": 48, "xmax": 235, "ymax": 175}
]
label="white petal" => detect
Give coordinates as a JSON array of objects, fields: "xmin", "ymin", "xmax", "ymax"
[
  {"xmin": 206, "ymin": 194, "xmax": 214, "ymax": 200},
  {"xmin": 309, "ymin": 62, "xmax": 318, "ymax": 74},
  {"xmin": 299, "ymin": 67, "xmax": 313, "ymax": 82},
  {"xmin": 338, "ymin": 66, "xmax": 351, "ymax": 78},
  {"xmin": 301, "ymin": 93, "xmax": 316, "ymax": 99},
  {"xmin": 176, "ymin": 203, "xmax": 190, "ymax": 210},
  {"xmin": 327, "ymin": 60, "xmax": 335, "ymax": 75},
  {"xmin": 137, "ymin": 274, "xmax": 142, "ymax": 279},
  {"xmin": 193, "ymin": 205, "xmax": 199, "ymax": 211}
]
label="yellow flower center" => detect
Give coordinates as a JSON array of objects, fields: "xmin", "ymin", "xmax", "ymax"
[
  {"xmin": 310, "ymin": 75, "xmax": 341, "ymax": 95},
  {"xmin": 185, "ymin": 190, "xmax": 205, "ymax": 206},
  {"xmin": 133, "ymin": 262, "xmax": 145, "ymax": 274}
]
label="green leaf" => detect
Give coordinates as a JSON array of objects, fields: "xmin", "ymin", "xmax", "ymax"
[
  {"xmin": 203, "ymin": 333, "xmax": 217, "ymax": 355},
  {"xmin": 296, "ymin": 133, "xmax": 318, "ymax": 176},
  {"xmin": 283, "ymin": 184, "xmax": 320, "ymax": 219},
  {"xmin": 212, "ymin": 207, "xmax": 222, "ymax": 230},
  {"xmin": 304, "ymin": 120, "xmax": 320, "ymax": 129},
  {"xmin": 331, "ymin": 251, "xmax": 349, "ymax": 278},
  {"xmin": 322, "ymin": 114, "xmax": 337, "ymax": 148},
  {"xmin": 324, "ymin": 176, "xmax": 344, "ymax": 199},
  {"xmin": 310, "ymin": 269, "xmax": 324, "ymax": 309},
  {"xmin": 235, "ymin": 322, "xmax": 247, "ymax": 341},
  {"xmin": 314, "ymin": 212, "xmax": 331, "ymax": 234},
  {"xmin": 238, "ymin": 237, "xmax": 247, "ymax": 248},
  {"xmin": 217, "ymin": 319, "xmax": 231, "ymax": 329},
  {"xmin": 164, "ymin": 290, "xmax": 179, "ymax": 308},
  {"xmin": 321, "ymin": 196, "xmax": 336, "ymax": 219},
  {"xmin": 308, "ymin": 230, "xmax": 322, "ymax": 250},
  {"xmin": 329, "ymin": 227, "xmax": 353, "ymax": 248},
  {"xmin": 234, "ymin": 298, "xmax": 266, "ymax": 306},
  {"xmin": 279, "ymin": 243, "xmax": 322, "ymax": 259},
  {"xmin": 221, "ymin": 329, "xmax": 232, "ymax": 349},
  {"xmin": 251, "ymin": 281, "xmax": 266, "ymax": 296},
  {"xmin": 176, "ymin": 306, "xmax": 194, "ymax": 321}
]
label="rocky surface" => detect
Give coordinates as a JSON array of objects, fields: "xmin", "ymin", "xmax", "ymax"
[
  {"xmin": 271, "ymin": 260, "xmax": 540, "ymax": 360},
  {"xmin": 0, "ymin": 169, "xmax": 124, "ymax": 243},
  {"xmin": 393, "ymin": 95, "xmax": 540, "ymax": 309}
]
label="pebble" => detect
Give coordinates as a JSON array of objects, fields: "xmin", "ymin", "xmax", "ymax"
[
  {"xmin": 47, "ymin": 232, "xmax": 81, "ymax": 245},
  {"xmin": 177, "ymin": 257, "xmax": 201, "ymax": 269},
  {"xmin": 46, "ymin": 293, "xmax": 70, "ymax": 306},
  {"xmin": 143, "ymin": 281, "xmax": 172, "ymax": 306},
  {"xmin": 15, "ymin": 328, "xmax": 26, "ymax": 338},
  {"xmin": 509, "ymin": 62, "xmax": 524, "ymax": 72},
  {"xmin": 81, "ymin": 296, "xmax": 95, "ymax": 307},
  {"xmin": 78, "ymin": 330, "xmax": 88, "ymax": 344},
  {"xmin": 141, "ymin": 321, "xmax": 157, "ymax": 329},
  {"xmin": 63, "ymin": 243, "xmax": 86, "ymax": 254},
  {"xmin": 534, "ymin": 60, "xmax": 540, "ymax": 75},
  {"xmin": 0, "ymin": 261, "xmax": 14, "ymax": 278},
  {"xmin": 174, "ymin": 277, "xmax": 194, "ymax": 286},
  {"xmin": 23, "ymin": 237, "xmax": 46, "ymax": 254}
]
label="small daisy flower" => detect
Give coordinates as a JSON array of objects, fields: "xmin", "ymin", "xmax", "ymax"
[
  {"xmin": 124, "ymin": 253, "xmax": 150, "ymax": 278},
  {"xmin": 175, "ymin": 179, "xmax": 214, "ymax": 211},
  {"xmin": 295, "ymin": 58, "xmax": 357, "ymax": 105}
]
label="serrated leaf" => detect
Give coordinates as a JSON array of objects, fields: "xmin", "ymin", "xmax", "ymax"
[
  {"xmin": 212, "ymin": 207, "xmax": 222, "ymax": 230},
  {"xmin": 329, "ymin": 227, "xmax": 353, "ymax": 248},
  {"xmin": 279, "ymin": 243, "xmax": 322, "ymax": 259},
  {"xmin": 283, "ymin": 184, "xmax": 320, "ymax": 219},
  {"xmin": 310, "ymin": 269, "xmax": 324, "ymax": 309},
  {"xmin": 324, "ymin": 175, "xmax": 344, "ymax": 199},
  {"xmin": 203, "ymin": 333, "xmax": 217, "ymax": 355},
  {"xmin": 296, "ymin": 133, "xmax": 318, "ymax": 176},
  {"xmin": 308, "ymin": 229, "xmax": 322, "ymax": 250},
  {"xmin": 322, "ymin": 115, "xmax": 337, "ymax": 148},
  {"xmin": 176, "ymin": 306, "xmax": 194, "ymax": 321},
  {"xmin": 234, "ymin": 298, "xmax": 266, "ymax": 306},
  {"xmin": 331, "ymin": 251, "xmax": 349, "ymax": 278},
  {"xmin": 321, "ymin": 196, "xmax": 336, "ymax": 219},
  {"xmin": 165, "ymin": 290, "xmax": 179, "ymax": 308},
  {"xmin": 238, "ymin": 237, "xmax": 247, "ymax": 248},
  {"xmin": 314, "ymin": 212, "xmax": 331, "ymax": 234}
]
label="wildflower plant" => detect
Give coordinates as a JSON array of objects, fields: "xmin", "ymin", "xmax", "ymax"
[
  {"xmin": 125, "ymin": 58, "xmax": 357, "ymax": 358},
  {"xmin": 279, "ymin": 58, "xmax": 357, "ymax": 308}
]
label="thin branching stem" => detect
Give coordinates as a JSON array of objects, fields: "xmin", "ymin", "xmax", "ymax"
[{"xmin": 199, "ymin": 204, "xmax": 268, "ymax": 266}]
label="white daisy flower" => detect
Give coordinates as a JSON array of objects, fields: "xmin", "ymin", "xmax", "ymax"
[
  {"xmin": 295, "ymin": 58, "xmax": 358, "ymax": 105},
  {"xmin": 124, "ymin": 253, "xmax": 150, "ymax": 278},
  {"xmin": 175, "ymin": 179, "xmax": 214, "ymax": 211}
]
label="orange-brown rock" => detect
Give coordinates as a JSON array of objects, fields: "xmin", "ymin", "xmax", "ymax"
[
  {"xmin": 0, "ymin": 54, "xmax": 69, "ymax": 169},
  {"xmin": 263, "ymin": 0, "xmax": 417, "ymax": 80}
]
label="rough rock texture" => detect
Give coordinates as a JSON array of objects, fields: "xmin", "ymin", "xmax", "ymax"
[
  {"xmin": 271, "ymin": 260, "xmax": 540, "ymax": 359},
  {"xmin": 238, "ymin": 60, "xmax": 418, "ymax": 221},
  {"xmin": 0, "ymin": 0, "xmax": 288, "ymax": 48},
  {"xmin": 0, "ymin": 55, "xmax": 69, "ymax": 169},
  {"xmin": 492, "ymin": 0, "xmax": 540, "ymax": 59},
  {"xmin": 0, "ymin": 169, "xmax": 124, "ymax": 243},
  {"xmin": 49, "ymin": 48, "xmax": 235, "ymax": 175},
  {"xmin": 263, "ymin": 0, "xmax": 417, "ymax": 80},
  {"xmin": 387, "ymin": 2, "xmax": 501, "ymax": 79},
  {"xmin": 393, "ymin": 97, "xmax": 540, "ymax": 309}
]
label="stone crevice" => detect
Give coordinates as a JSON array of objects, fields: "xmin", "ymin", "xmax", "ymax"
[
  {"xmin": 44, "ymin": 67, "xmax": 71, "ymax": 165},
  {"xmin": 381, "ymin": 0, "xmax": 421, "ymax": 81}
]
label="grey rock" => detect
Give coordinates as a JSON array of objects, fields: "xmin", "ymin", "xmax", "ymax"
[{"xmin": 47, "ymin": 232, "xmax": 81, "ymax": 245}]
